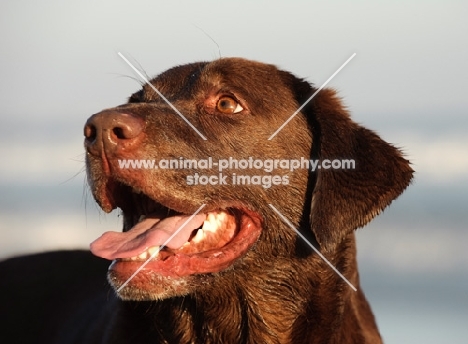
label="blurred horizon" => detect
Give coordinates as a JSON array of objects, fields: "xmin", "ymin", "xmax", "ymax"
[{"xmin": 1, "ymin": 1, "xmax": 467, "ymax": 343}]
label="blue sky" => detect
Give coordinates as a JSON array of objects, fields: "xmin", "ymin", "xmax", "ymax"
[{"xmin": 1, "ymin": 1, "xmax": 467, "ymax": 342}]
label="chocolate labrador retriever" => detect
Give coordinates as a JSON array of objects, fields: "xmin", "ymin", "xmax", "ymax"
[{"xmin": 0, "ymin": 58, "xmax": 412, "ymax": 343}]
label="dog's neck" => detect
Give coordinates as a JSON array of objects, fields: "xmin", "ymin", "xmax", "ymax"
[
  {"xmin": 107, "ymin": 241, "xmax": 373, "ymax": 344},
  {"xmin": 113, "ymin": 287, "xmax": 308, "ymax": 343}
]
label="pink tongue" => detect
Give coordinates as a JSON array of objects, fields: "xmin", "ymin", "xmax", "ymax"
[{"xmin": 90, "ymin": 213, "xmax": 206, "ymax": 260}]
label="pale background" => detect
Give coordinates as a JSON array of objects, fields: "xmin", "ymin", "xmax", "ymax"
[{"xmin": 1, "ymin": 1, "xmax": 467, "ymax": 343}]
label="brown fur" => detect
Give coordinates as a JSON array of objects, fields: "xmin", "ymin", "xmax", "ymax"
[{"xmin": 0, "ymin": 58, "xmax": 412, "ymax": 343}]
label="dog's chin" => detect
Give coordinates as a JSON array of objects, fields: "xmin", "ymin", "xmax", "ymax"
[{"xmin": 107, "ymin": 269, "xmax": 200, "ymax": 301}]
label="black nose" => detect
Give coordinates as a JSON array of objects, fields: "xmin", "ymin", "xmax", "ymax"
[{"xmin": 84, "ymin": 110, "xmax": 144, "ymax": 156}]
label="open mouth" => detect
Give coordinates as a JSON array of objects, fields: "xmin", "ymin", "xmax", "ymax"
[{"xmin": 90, "ymin": 182, "xmax": 262, "ymax": 278}]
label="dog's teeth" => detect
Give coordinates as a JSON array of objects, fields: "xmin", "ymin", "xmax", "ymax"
[
  {"xmin": 215, "ymin": 212, "xmax": 227, "ymax": 228},
  {"xmin": 147, "ymin": 246, "xmax": 160, "ymax": 258},
  {"xmin": 216, "ymin": 212, "xmax": 227, "ymax": 222},
  {"xmin": 191, "ymin": 212, "xmax": 230, "ymax": 243},
  {"xmin": 192, "ymin": 228, "xmax": 206, "ymax": 243},
  {"xmin": 138, "ymin": 251, "xmax": 148, "ymax": 260},
  {"xmin": 203, "ymin": 213, "xmax": 218, "ymax": 232},
  {"xmin": 130, "ymin": 256, "xmax": 138, "ymax": 261},
  {"xmin": 202, "ymin": 220, "xmax": 216, "ymax": 232}
]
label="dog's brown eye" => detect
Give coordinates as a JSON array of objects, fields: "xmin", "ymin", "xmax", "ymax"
[{"xmin": 216, "ymin": 96, "xmax": 243, "ymax": 114}]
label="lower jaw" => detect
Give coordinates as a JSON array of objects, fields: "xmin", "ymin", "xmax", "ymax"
[
  {"xmin": 107, "ymin": 253, "xmax": 240, "ymax": 301},
  {"xmin": 109, "ymin": 247, "xmax": 239, "ymax": 278},
  {"xmin": 108, "ymin": 267, "xmax": 198, "ymax": 301}
]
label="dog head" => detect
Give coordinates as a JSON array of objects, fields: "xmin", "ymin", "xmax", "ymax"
[{"xmin": 85, "ymin": 57, "xmax": 413, "ymax": 300}]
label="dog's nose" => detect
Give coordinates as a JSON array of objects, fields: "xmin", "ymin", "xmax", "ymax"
[{"xmin": 84, "ymin": 111, "xmax": 144, "ymax": 156}]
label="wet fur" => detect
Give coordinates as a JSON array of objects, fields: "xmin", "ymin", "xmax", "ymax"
[{"xmin": 0, "ymin": 58, "xmax": 412, "ymax": 343}]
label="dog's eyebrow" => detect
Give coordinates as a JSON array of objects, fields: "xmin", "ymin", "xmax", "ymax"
[
  {"xmin": 268, "ymin": 53, "xmax": 356, "ymax": 140},
  {"xmin": 118, "ymin": 52, "xmax": 208, "ymax": 140},
  {"xmin": 268, "ymin": 204, "xmax": 357, "ymax": 291}
]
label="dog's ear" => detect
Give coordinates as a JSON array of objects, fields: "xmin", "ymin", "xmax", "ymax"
[{"xmin": 304, "ymin": 88, "xmax": 413, "ymax": 252}]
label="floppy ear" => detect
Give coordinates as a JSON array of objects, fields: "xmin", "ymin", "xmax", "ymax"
[{"xmin": 306, "ymin": 88, "xmax": 413, "ymax": 252}]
